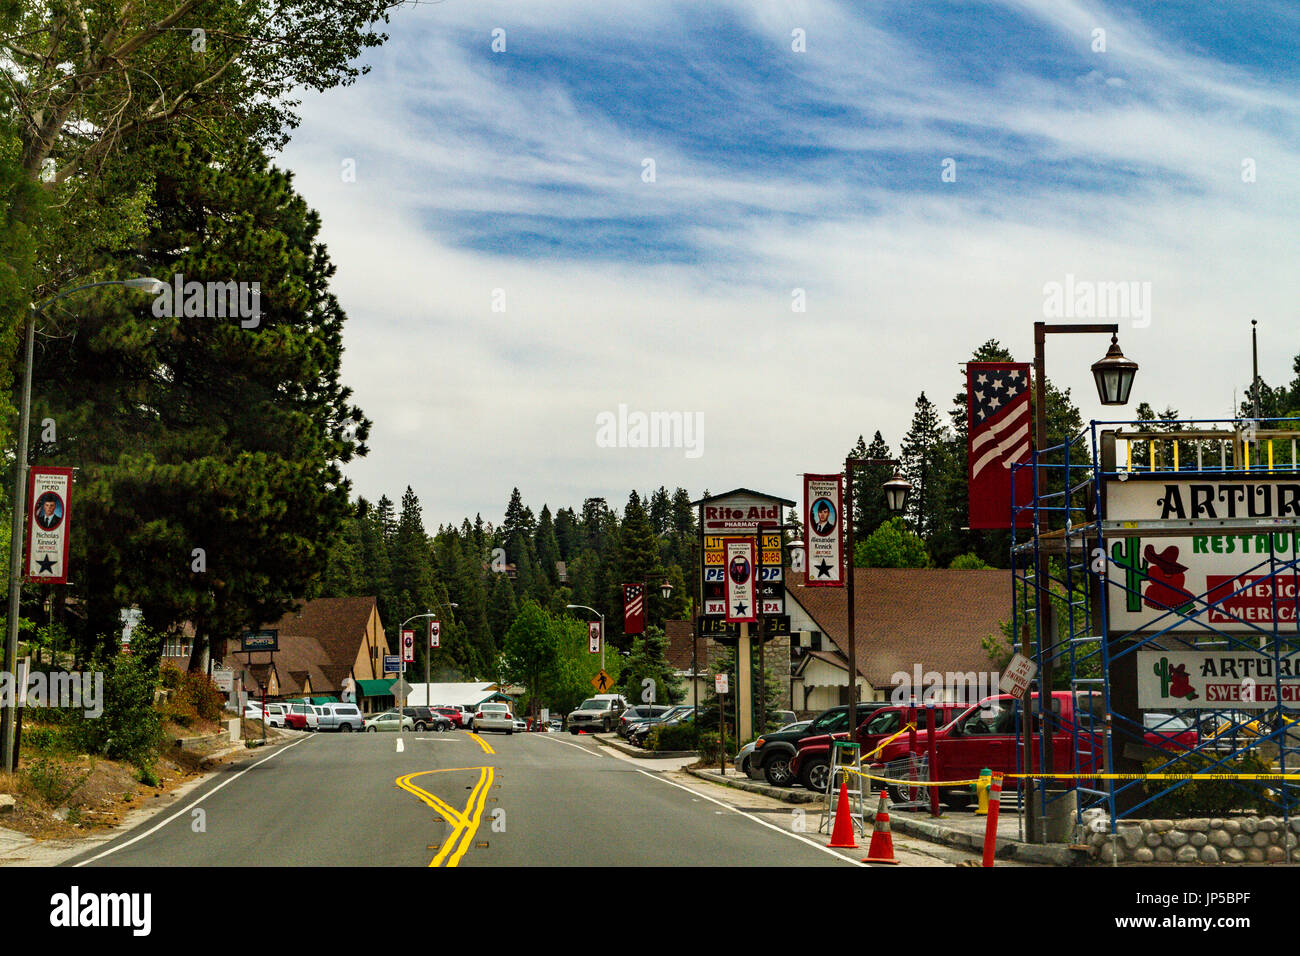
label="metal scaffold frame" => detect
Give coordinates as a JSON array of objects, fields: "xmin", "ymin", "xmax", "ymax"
[{"xmin": 1011, "ymin": 416, "xmax": 1300, "ymax": 839}]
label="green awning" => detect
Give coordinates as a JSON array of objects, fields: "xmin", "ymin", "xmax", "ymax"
[
  {"xmin": 309, "ymin": 695, "xmax": 339, "ymax": 704},
  {"xmin": 356, "ymin": 679, "xmax": 394, "ymax": 697}
]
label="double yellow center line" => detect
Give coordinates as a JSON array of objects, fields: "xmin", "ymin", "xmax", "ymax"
[{"xmin": 396, "ymin": 766, "xmax": 495, "ymax": 867}]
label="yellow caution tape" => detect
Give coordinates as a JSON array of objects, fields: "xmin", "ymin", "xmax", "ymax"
[
  {"xmin": 1003, "ymin": 772, "xmax": 1300, "ymax": 782},
  {"xmin": 842, "ymin": 768, "xmax": 1300, "ymax": 786}
]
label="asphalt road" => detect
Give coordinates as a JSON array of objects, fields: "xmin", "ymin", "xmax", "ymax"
[{"xmin": 64, "ymin": 730, "xmax": 984, "ymax": 867}]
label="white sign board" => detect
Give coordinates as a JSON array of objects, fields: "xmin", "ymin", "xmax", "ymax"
[
  {"xmin": 1106, "ymin": 477, "xmax": 1300, "ymax": 634},
  {"xmin": 1137, "ymin": 649, "xmax": 1300, "ymax": 709},
  {"xmin": 998, "ymin": 653, "xmax": 1037, "ymax": 698},
  {"xmin": 715, "ymin": 673, "xmax": 729, "ymax": 695},
  {"xmin": 212, "ymin": 668, "xmax": 234, "ymax": 692}
]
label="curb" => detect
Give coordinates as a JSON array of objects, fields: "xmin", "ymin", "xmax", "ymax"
[
  {"xmin": 686, "ymin": 769, "xmax": 1087, "ymax": 864},
  {"xmin": 590, "ymin": 734, "xmax": 696, "ymax": 760},
  {"xmin": 687, "ymin": 769, "xmax": 821, "ymax": 804}
]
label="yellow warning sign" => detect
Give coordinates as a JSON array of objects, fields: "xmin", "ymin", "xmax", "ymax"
[{"xmin": 591, "ymin": 669, "xmax": 614, "ymax": 693}]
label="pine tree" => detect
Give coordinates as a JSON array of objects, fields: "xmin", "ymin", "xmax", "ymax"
[
  {"xmin": 900, "ymin": 392, "xmax": 948, "ymax": 542},
  {"xmin": 848, "ymin": 432, "xmax": 897, "ymax": 542},
  {"xmin": 611, "ymin": 492, "xmax": 661, "ymax": 647},
  {"xmin": 390, "ymin": 486, "xmax": 436, "ymax": 630},
  {"xmin": 619, "ymin": 625, "xmax": 683, "ymax": 706},
  {"xmin": 38, "ymin": 135, "xmax": 369, "ymax": 658},
  {"xmin": 553, "ymin": 507, "xmax": 580, "ymax": 561},
  {"xmin": 535, "ymin": 505, "xmax": 561, "ymax": 586},
  {"xmin": 487, "ymin": 573, "xmax": 518, "ymax": 646}
]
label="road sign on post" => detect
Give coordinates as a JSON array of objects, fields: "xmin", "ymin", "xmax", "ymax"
[
  {"xmin": 383, "ymin": 654, "xmax": 404, "ymax": 674},
  {"xmin": 715, "ymin": 673, "xmax": 729, "ymax": 695},
  {"xmin": 999, "ymin": 652, "xmax": 1037, "ymax": 699},
  {"xmin": 591, "ymin": 669, "xmax": 613, "ymax": 693}
]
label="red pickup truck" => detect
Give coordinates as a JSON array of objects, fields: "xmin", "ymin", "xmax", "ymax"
[
  {"xmin": 868, "ymin": 691, "xmax": 1108, "ymax": 807},
  {"xmin": 789, "ymin": 703, "xmax": 966, "ymax": 795}
]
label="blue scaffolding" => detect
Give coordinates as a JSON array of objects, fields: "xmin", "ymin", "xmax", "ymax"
[{"xmin": 1010, "ymin": 416, "xmax": 1300, "ymax": 844}]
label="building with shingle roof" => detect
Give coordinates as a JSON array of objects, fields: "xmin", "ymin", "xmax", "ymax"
[
  {"xmin": 228, "ymin": 596, "xmax": 392, "ymax": 707},
  {"xmin": 784, "ymin": 568, "xmax": 1011, "ymax": 712}
]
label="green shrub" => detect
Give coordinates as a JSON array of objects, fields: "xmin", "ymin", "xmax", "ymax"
[
  {"xmin": 159, "ymin": 667, "xmax": 224, "ymax": 726},
  {"xmin": 1142, "ymin": 750, "xmax": 1274, "ymax": 817},
  {"xmin": 68, "ymin": 627, "xmax": 164, "ymax": 767},
  {"xmin": 648, "ymin": 722, "xmax": 697, "ymax": 751},
  {"xmin": 22, "ymin": 756, "xmax": 91, "ymax": 807},
  {"xmin": 20, "ymin": 722, "xmax": 76, "ymax": 755},
  {"xmin": 697, "ymin": 731, "xmax": 739, "ymax": 763},
  {"xmin": 160, "ymin": 662, "xmax": 184, "ymax": 691}
]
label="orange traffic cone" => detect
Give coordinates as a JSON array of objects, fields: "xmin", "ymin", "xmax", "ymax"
[
  {"xmin": 827, "ymin": 777, "xmax": 858, "ymax": 848},
  {"xmin": 863, "ymin": 790, "xmax": 899, "ymax": 864}
]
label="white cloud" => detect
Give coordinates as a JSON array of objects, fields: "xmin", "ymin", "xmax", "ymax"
[{"xmin": 275, "ymin": 0, "xmax": 1300, "ymax": 525}]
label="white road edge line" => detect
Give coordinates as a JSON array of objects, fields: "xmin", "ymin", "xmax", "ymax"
[
  {"xmin": 535, "ymin": 733, "xmax": 609, "ymax": 756},
  {"xmin": 635, "ymin": 770, "xmax": 867, "ymax": 867},
  {"xmin": 73, "ymin": 734, "xmax": 316, "ymax": 867}
]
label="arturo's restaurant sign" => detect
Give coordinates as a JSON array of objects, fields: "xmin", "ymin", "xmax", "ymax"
[{"xmin": 1106, "ymin": 477, "xmax": 1300, "ymax": 633}]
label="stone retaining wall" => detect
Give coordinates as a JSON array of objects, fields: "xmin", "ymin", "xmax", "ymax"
[{"xmin": 1086, "ymin": 816, "xmax": 1300, "ymax": 863}]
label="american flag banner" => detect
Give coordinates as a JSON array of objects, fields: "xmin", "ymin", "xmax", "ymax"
[
  {"xmin": 967, "ymin": 362, "xmax": 1034, "ymax": 529},
  {"xmin": 623, "ymin": 583, "xmax": 646, "ymax": 634}
]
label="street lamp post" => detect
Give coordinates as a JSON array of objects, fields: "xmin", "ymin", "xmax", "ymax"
[
  {"xmin": 399, "ymin": 607, "xmax": 455, "ymax": 715},
  {"xmin": 841, "ymin": 460, "xmax": 911, "ymax": 754},
  {"xmin": 1, "ymin": 277, "xmax": 164, "ymax": 774},
  {"xmin": 566, "ymin": 604, "xmax": 606, "ymax": 673},
  {"xmin": 1028, "ymin": 321, "xmax": 1137, "ymax": 839}
]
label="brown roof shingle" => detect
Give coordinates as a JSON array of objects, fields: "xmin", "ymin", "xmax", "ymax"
[
  {"xmin": 786, "ymin": 568, "xmax": 1010, "ymax": 686},
  {"xmin": 239, "ymin": 596, "xmax": 381, "ymax": 696}
]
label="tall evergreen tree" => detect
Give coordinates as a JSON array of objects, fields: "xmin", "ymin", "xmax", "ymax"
[
  {"xmin": 32, "ymin": 136, "xmax": 368, "ymax": 659},
  {"xmin": 899, "ymin": 392, "xmax": 948, "ymax": 542},
  {"xmin": 535, "ymin": 505, "xmax": 561, "ymax": 586},
  {"xmin": 611, "ymin": 492, "xmax": 660, "ymax": 647}
]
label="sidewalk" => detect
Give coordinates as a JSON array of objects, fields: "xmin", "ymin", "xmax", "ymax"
[{"xmin": 688, "ymin": 768, "xmax": 1089, "ymax": 866}]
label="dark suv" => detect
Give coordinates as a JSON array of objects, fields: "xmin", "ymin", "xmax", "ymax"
[
  {"xmin": 748, "ymin": 703, "xmax": 889, "ymax": 787},
  {"xmin": 399, "ymin": 707, "xmax": 452, "ymax": 731}
]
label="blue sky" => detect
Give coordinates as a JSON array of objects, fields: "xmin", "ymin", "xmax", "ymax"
[{"xmin": 277, "ymin": 0, "xmax": 1300, "ymax": 527}]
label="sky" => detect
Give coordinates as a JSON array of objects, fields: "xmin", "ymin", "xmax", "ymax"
[{"xmin": 275, "ymin": 0, "xmax": 1300, "ymax": 528}]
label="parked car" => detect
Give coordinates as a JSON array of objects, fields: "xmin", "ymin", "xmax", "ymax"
[
  {"xmin": 433, "ymin": 706, "xmax": 466, "ymax": 729},
  {"xmin": 512, "ymin": 714, "xmax": 528, "ymax": 733},
  {"xmin": 791, "ymin": 702, "xmax": 966, "ymax": 794},
  {"xmin": 457, "ymin": 705, "xmax": 478, "ymax": 731},
  {"xmin": 364, "ymin": 710, "xmax": 415, "ymax": 733},
  {"xmin": 629, "ymin": 707, "xmax": 696, "ymax": 747},
  {"xmin": 475, "ymin": 702, "xmax": 515, "ymax": 734},
  {"xmin": 567, "ymin": 694, "xmax": 629, "ymax": 734},
  {"xmin": 259, "ymin": 703, "xmax": 287, "ymax": 728},
  {"xmin": 316, "ymin": 702, "xmax": 365, "ymax": 733},
  {"xmin": 869, "ymin": 692, "xmax": 1106, "ymax": 807},
  {"xmin": 399, "ymin": 706, "xmax": 452, "ymax": 731},
  {"xmin": 284, "ymin": 702, "xmax": 319, "ymax": 731},
  {"xmin": 748, "ymin": 704, "xmax": 888, "ymax": 787},
  {"xmin": 736, "ymin": 720, "xmax": 810, "ymax": 774},
  {"xmin": 243, "ymin": 701, "xmax": 268, "ymax": 721},
  {"xmin": 1142, "ymin": 713, "xmax": 1198, "ymax": 752},
  {"xmin": 617, "ymin": 704, "xmax": 675, "ymax": 738}
]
